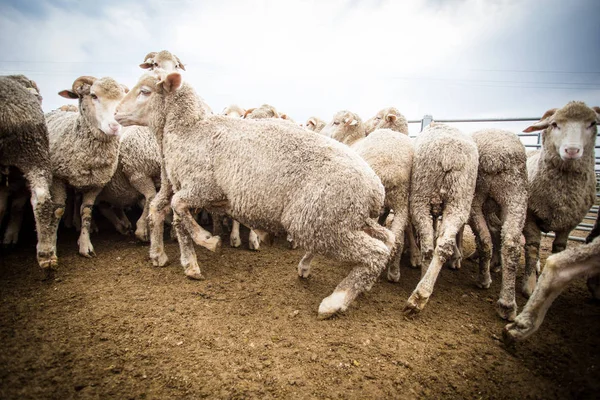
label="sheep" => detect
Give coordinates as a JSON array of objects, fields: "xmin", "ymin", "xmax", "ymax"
[
  {"xmin": 364, "ymin": 107, "xmax": 409, "ymax": 136},
  {"xmin": 314, "ymin": 110, "xmax": 414, "ymax": 282},
  {"xmin": 520, "ymin": 102, "xmax": 599, "ymax": 297},
  {"xmin": 0, "ymin": 74, "xmax": 57, "ymax": 270},
  {"xmin": 243, "ymin": 104, "xmax": 280, "ymax": 119},
  {"xmin": 115, "ymin": 70, "xmax": 395, "ymax": 319},
  {"xmin": 96, "ymin": 125, "xmax": 161, "ymax": 241},
  {"xmin": 45, "ymin": 75, "xmax": 127, "ymax": 257},
  {"xmin": 58, "ymin": 104, "xmax": 78, "ymax": 112},
  {"xmin": 305, "ymin": 116, "xmax": 326, "ymax": 133},
  {"xmin": 503, "ymin": 235, "xmax": 600, "ymax": 343},
  {"xmin": 222, "ymin": 104, "xmax": 245, "ymax": 118},
  {"xmin": 468, "ymin": 128, "xmax": 528, "ymax": 321},
  {"xmin": 404, "ymin": 123, "xmax": 479, "ymax": 314}
]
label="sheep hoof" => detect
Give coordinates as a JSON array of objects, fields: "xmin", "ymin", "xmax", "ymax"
[
  {"xmin": 135, "ymin": 228, "xmax": 150, "ymax": 243},
  {"xmin": 38, "ymin": 253, "xmax": 58, "ymax": 270},
  {"xmin": 317, "ymin": 290, "xmax": 349, "ymax": 319},
  {"xmin": 476, "ymin": 273, "xmax": 492, "ymax": 289},
  {"xmin": 151, "ymin": 251, "xmax": 169, "ymax": 267},
  {"xmin": 184, "ymin": 266, "xmax": 205, "ymax": 280},
  {"xmin": 496, "ymin": 300, "xmax": 517, "ymax": 321},
  {"xmin": 403, "ymin": 290, "xmax": 430, "ymax": 315},
  {"xmin": 204, "ymin": 236, "xmax": 222, "ymax": 253},
  {"xmin": 503, "ymin": 318, "xmax": 533, "ymax": 344},
  {"xmin": 386, "ymin": 266, "xmax": 401, "ymax": 283},
  {"xmin": 248, "ymin": 236, "xmax": 260, "ymax": 251},
  {"xmin": 409, "ymin": 253, "xmax": 421, "ymax": 269},
  {"xmin": 297, "ymin": 265, "xmax": 310, "ymax": 278},
  {"xmin": 521, "ymin": 273, "xmax": 537, "ymax": 298},
  {"xmin": 230, "ymin": 235, "xmax": 242, "ymax": 248},
  {"xmin": 79, "ymin": 247, "xmax": 96, "ymax": 258}
]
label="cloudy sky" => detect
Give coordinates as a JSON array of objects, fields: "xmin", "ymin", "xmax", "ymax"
[{"xmin": 1, "ymin": 0, "xmax": 599, "ymax": 135}]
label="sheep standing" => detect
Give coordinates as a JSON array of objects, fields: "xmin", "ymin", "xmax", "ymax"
[
  {"xmin": 46, "ymin": 76, "xmax": 127, "ymax": 257},
  {"xmin": 520, "ymin": 102, "xmax": 598, "ymax": 297},
  {"xmin": 305, "ymin": 117, "xmax": 326, "ymax": 133},
  {"xmin": 469, "ymin": 128, "xmax": 528, "ymax": 321},
  {"xmin": 0, "ymin": 75, "xmax": 57, "ymax": 270},
  {"xmin": 115, "ymin": 71, "xmax": 395, "ymax": 319},
  {"xmin": 405, "ymin": 123, "xmax": 478, "ymax": 314},
  {"xmin": 317, "ymin": 110, "xmax": 413, "ymax": 282},
  {"xmin": 364, "ymin": 107, "xmax": 409, "ymax": 135},
  {"xmin": 96, "ymin": 126, "xmax": 161, "ymax": 241},
  {"xmin": 503, "ymin": 235, "xmax": 600, "ymax": 343}
]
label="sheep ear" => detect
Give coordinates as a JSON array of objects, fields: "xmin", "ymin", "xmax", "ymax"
[
  {"xmin": 139, "ymin": 62, "xmax": 153, "ymax": 69},
  {"xmin": 281, "ymin": 114, "xmax": 289, "ymax": 120},
  {"xmin": 523, "ymin": 108, "xmax": 557, "ymax": 133},
  {"xmin": 58, "ymin": 90, "xmax": 78, "ymax": 99},
  {"xmin": 344, "ymin": 117, "xmax": 358, "ymax": 126},
  {"xmin": 593, "ymin": 106, "xmax": 600, "ymax": 123},
  {"xmin": 386, "ymin": 114, "xmax": 397, "ymax": 123},
  {"xmin": 120, "ymin": 84, "xmax": 130, "ymax": 94},
  {"xmin": 243, "ymin": 108, "xmax": 256, "ymax": 118},
  {"xmin": 140, "ymin": 52, "xmax": 157, "ymax": 69},
  {"xmin": 160, "ymin": 72, "xmax": 182, "ymax": 93},
  {"xmin": 175, "ymin": 55, "xmax": 186, "ymax": 71},
  {"xmin": 307, "ymin": 118, "xmax": 316, "ymax": 127}
]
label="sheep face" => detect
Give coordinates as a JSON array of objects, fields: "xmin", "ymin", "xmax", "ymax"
[
  {"xmin": 321, "ymin": 110, "xmax": 363, "ymax": 145},
  {"xmin": 140, "ymin": 50, "xmax": 186, "ymax": 72},
  {"xmin": 305, "ymin": 117, "xmax": 325, "ymax": 133},
  {"xmin": 115, "ymin": 72, "xmax": 182, "ymax": 127},
  {"xmin": 364, "ymin": 107, "xmax": 407, "ymax": 135},
  {"xmin": 244, "ymin": 104, "xmax": 279, "ymax": 119},
  {"xmin": 222, "ymin": 105, "xmax": 245, "ymax": 118},
  {"xmin": 59, "ymin": 76, "xmax": 127, "ymax": 136},
  {"xmin": 524, "ymin": 102, "xmax": 599, "ymax": 161}
]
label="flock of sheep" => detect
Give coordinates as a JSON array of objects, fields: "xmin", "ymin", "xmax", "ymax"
[{"xmin": 1, "ymin": 50, "xmax": 599, "ymax": 345}]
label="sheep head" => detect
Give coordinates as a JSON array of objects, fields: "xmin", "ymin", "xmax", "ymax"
[
  {"xmin": 365, "ymin": 107, "xmax": 409, "ymax": 135},
  {"xmin": 140, "ymin": 50, "xmax": 186, "ymax": 72},
  {"xmin": 524, "ymin": 101, "xmax": 600, "ymax": 161},
  {"xmin": 321, "ymin": 110, "xmax": 365, "ymax": 145}
]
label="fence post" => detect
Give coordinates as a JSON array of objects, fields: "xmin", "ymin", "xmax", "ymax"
[{"xmin": 420, "ymin": 115, "xmax": 433, "ymax": 132}]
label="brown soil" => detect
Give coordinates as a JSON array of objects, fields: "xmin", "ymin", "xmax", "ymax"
[{"xmin": 1, "ymin": 220, "xmax": 599, "ymax": 399}]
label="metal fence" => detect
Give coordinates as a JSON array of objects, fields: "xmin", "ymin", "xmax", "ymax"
[{"xmin": 407, "ymin": 115, "xmax": 599, "ymax": 243}]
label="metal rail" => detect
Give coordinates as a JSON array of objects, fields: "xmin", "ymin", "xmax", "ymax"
[{"xmin": 408, "ymin": 115, "xmax": 599, "ymax": 243}]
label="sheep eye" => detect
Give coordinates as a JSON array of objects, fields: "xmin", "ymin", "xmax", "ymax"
[
  {"xmin": 551, "ymin": 122, "xmax": 558, "ymax": 128},
  {"xmin": 333, "ymin": 121, "xmax": 340, "ymax": 125},
  {"xmin": 589, "ymin": 121, "xmax": 597, "ymax": 128},
  {"xmin": 140, "ymin": 88, "xmax": 150, "ymax": 96},
  {"xmin": 90, "ymin": 94, "xmax": 98, "ymax": 100}
]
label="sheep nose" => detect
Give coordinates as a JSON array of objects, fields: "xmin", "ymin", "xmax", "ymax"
[
  {"xmin": 109, "ymin": 122, "xmax": 121, "ymax": 133},
  {"xmin": 565, "ymin": 147, "xmax": 581, "ymax": 157}
]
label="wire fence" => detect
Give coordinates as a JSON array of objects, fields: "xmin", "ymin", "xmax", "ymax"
[{"xmin": 407, "ymin": 115, "xmax": 598, "ymax": 243}]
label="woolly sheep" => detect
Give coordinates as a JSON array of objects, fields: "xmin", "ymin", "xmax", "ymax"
[
  {"xmin": 305, "ymin": 116, "xmax": 326, "ymax": 133},
  {"xmin": 520, "ymin": 102, "xmax": 599, "ymax": 297},
  {"xmin": 58, "ymin": 104, "xmax": 78, "ymax": 112},
  {"xmin": 468, "ymin": 128, "xmax": 528, "ymax": 321},
  {"xmin": 244, "ymin": 104, "xmax": 280, "ymax": 119},
  {"xmin": 222, "ymin": 104, "xmax": 245, "ymax": 118},
  {"xmin": 46, "ymin": 75, "xmax": 127, "ymax": 257},
  {"xmin": 0, "ymin": 74, "xmax": 57, "ymax": 270},
  {"xmin": 404, "ymin": 123, "xmax": 478, "ymax": 315},
  {"xmin": 316, "ymin": 110, "xmax": 414, "ymax": 282},
  {"xmin": 364, "ymin": 107, "xmax": 409, "ymax": 135},
  {"xmin": 503, "ymin": 234, "xmax": 600, "ymax": 343},
  {"xmin": 115, "ymin": 70, "xmax": 395, "ymax": 319},
  {"xmin": 96, "ymin": 125, "xmax": 161, "ymax": 241}
]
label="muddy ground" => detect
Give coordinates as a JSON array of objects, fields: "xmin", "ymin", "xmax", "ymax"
[{"xmin": 0, "ymin": 216, "xmax": 599, "ymax": 399}]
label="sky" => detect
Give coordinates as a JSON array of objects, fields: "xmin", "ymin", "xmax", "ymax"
[{"xmin": 0, "ymin": 0, "xmax": 599, "ymax": 136}]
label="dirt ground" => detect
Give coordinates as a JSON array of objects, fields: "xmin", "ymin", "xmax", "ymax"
[{"xmin": 0, "ymin": 216, "xmax": 599, "ymax": 400}]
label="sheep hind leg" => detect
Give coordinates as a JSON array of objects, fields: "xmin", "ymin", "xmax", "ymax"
[
  {"xmin": 317, "ymin": 230, "xmax": 391, "ymax": 319},
  {"xmin": 148, "ymin": 181, "xmax": 171, "ymax": 267},
  {"xmin": 404, "ymin": 212, "xmax": 463, "ymax": 315},
  {"xmin": 130, "ymin": 175, "xmax": 157, "ymax": 243},
  {"xmin": 447, "ymin": 226, "xmax": 464, "ymax": 270},
  {"xmin": 587, "ymin": 273, "xmax": 600, "ymax": 300},
  {"xmin": 522, "ymin": 217, "xmax": 541, "ymax": 298},
  {"xmin": 469, "ymin": 207, "xmax": 493, "ymax": 290},
  {"xmin": 77, "ymin": 188, "xmax": 101, "ymax": 257},
  {"xmin": 504, "ymin": 248, "xmax": 600, "ymax": 343},
  {"xmin": 171, "ymin": 209, "xmax": 203, "ymax": 280},
  {"xmin": 406, "ymin": 221, "xmax": 421, "ymax": 269},
  {"xmin": 297, "ymin": 252, "xmax": 314, "ymax": 278},
  {"xmin": 170, "ymin": 190, "xmax": 221, "ymax": 253},
  {"xmin": 230, "ymin": 220, "xmax": 242, "ymax": 248},
  {"xmin": 386, "ymin": 207, "xmax": 407, "ymax": 283},
  {"xmin": 2, "ymin": 191, "xmax": 27, "ymax": 247}
]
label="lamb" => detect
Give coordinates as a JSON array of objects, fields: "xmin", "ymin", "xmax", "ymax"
[
  {"xmin": 404, "ymin": 123, "xmax": 479, "ymax": 314},
  {"xmin": 0, "ymin": 74, "xmax": 57, "ymax": 270},
  {"xmin": 45, "ymin": 76, "xmax": 127, "ymax": 257},
  {"xmin": 364, "ymin": 107, "xmax": 409, "ymax": 135},
  {"xmin": 244, "ymin": 104, "xmax": 280, "ymax": 119},
  {"xmin": 305, "ymin": 116, "xmax": 326, "ymax": 133},
  {"xmin": 96, "ymin": 125, "xmax": 161, "ymax": 241},
  {"xmin": 520, "ymin": 102, "xmax": 599, "ymax": 297},
  {"xmin": 503, "ymin": 235, "xmax": 600, "ymax": 343},
  {"xmin": 313, "ymin": 110, "xmax": 414, "ymax": 282},
  {"xmin": 58, "ymin": 104, "xmax": 78, "ymax": 112},
  {"xmin": 115, "ymin": 70, "xmax": 395, "ymax": 319},
  {"xmin": 468, "ymin": 128, "xmax": 528, "ymax": 321}
]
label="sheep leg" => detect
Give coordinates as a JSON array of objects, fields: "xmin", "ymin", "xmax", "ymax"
[
  {"xmin": 44, "ymin": 178, "xmax": 68, "ymax": 270},
  {"xmin": 297, "ymin": 251, "xmax": 314, "ymax": 278},
  {"xmin": 148, "ymin": 167, "xmax": 172, "ymax": 267},
  {"xmin": 170, "ymin": 190, "xmax": 221, "ymax": 252},
  {"xmin": 587, "ymin": 273, "xmax": 600, "ymax": 299},
  {"xmin": 406, "ymin": 221, "xmax": 421, "ymax": 269},
  {"xmin": 490, "ymin": 225, "xmax": 502, "ymax": 273},
  {"xmin": 77, "ymin": 188, "xmax": 101, "ymax": 257},
  {"xmin": 211, "ymin": 212, "xmax": 224, "ymax": 236},
  {"xmin": 97, "ymin": 204, "xmax": 132, "ymax": 235},
  {"xmin": 0, "ymin": 186, "xmax": 9, "ymax": 226},
  {"xmin": 522, "ymin": 216, "xmax": 541, "ymax": 298},
  {"xmin": 411, "ymin": 202, "xmax": 435, "ymax": 273},
  {"xmin": 129, "ymin": 174, "xmax": 157, "ymax": 242},
  {"xmin": 63, "ymin": 188, "xmax": 75, "ymax": 229},
  {"xmin": 503, "ymin": 243, "xmax": 600, "ymax": 343},
  {"xmin": 230, "ymin": 219, "xmax": 242, "ymax": 248},
  {"xmin": 447, "ymin": 226, "xmax": 464, "ymax": 270},
  {"xmin": 2, "ymin": 191, "xmax": 27, "ymax": 247},
  {"xmin": 318, "ymin": 230, "xmax": 391, "ymax": 319},
  {"xmin": 404, "ymin": 211, "xmax": 465, "ymax": 315},
  {"xmin": 496, "ymin": 199, "xmax": 526, "ymax": 321},
  {"xmin": 248, "ymin": 228, "xmax": 260, "ymax": 251},
  {"xmin": 551, "ymin": 230, "xmax": 569, "ymax": 254},
  {"xmin": 470, "ymin": 209, "xmax": 493, "ymax": 289},
  {"xmin": 171, "ymin": 207, "xmax": 203, "ymax": 280},
  {"xmin": 386, "ymin": 204, "xmax": 408, "ymax": 283}
]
